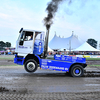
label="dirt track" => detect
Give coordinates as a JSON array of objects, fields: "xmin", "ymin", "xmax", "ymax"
[
  {"xmin": 0, "ymin": 57, "xmax": 100, "ymax": 99},
  {"xmin": 0, "ymin": 65, "xmax": 100, "ymax": 100}
]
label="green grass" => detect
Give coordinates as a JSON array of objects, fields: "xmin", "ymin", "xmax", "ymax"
[
  {"xmin": 0, "ymin": 64, "xmax": 22, "ymax": 66},
  {"xmin": 86, "ymin": 58, "xmax": 100, "ymax": 60},
  {"xmin": 0, "ymin": 57, "xmax": 14, "ymax": 60},
  {"xmin": 88, "ymin": 65, "xmax": 100, "ymax": 67},
  {"xmin": 0, "ymin": 55, "xmax": 14, "ymax": 60}
]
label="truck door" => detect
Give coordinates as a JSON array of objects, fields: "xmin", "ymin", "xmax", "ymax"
[
  {"xmin": 18, "ymin": 31, "xmax": 34, "ymax": 54},
  {"xmin": 33, "ymin": 32, "xmax": 45, "ymax": 55}
]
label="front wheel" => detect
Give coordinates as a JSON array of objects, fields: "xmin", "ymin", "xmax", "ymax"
[
  {"xmin": 24, "ymin": 59, "xmax": 38, "ymax": 73},
  {"xmin": 70, "ymin": 64, "xmax": 84, "ymax": 77}
]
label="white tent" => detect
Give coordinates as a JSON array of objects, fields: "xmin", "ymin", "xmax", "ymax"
[
  {"xmin": 48, "ymin": 46, "xmax": 53, "ymax": 51},
  {"xmin": 74, "ymin": 42, "xmax": 100, "ymax": 51},
  {"xmin": 49, "ymin": 34, "xmax": 62, "ymax": 50},
  {"xmin": 60, "ymin": 48, "xmax": 69, "ymax": 51},
  {"xmin": 49, "ymin": 33, "xmax": 84, "ymax": 50}
]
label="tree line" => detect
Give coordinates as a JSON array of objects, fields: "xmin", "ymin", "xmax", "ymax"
[{"xmin": 0, "ymin": 41, "xmax": 11, "ymax": 51}]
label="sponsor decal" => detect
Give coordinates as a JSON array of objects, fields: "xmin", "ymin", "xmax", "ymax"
[
  {"xmin": 39, "ymin": 42, "xmax": 42, "ymax": 52},
  {"xmin": 69, "ymin": 55, "xmax": 76, "ymax": 57},
  {"xmin": 76, "ymin": 55, "xmax": 83, "ymax": 57},
  {"xmin": 83, "ymin": 55, "xmax": 90, "ymax": 58},
  {"xmin": 65, "ymin": 68, "xmax": 68, "ymax": 70},
  {"xmin": 90, "ymin": 55, "xmax": 100, "ymax": 58},
  {"xmin": 56, "ymin": 55, "xmax": 61, "ymax": 57},
  {"xmin": 49, "ymin": 66, "xmax": 64, "ymax": 70},
  {"xmin": 72, "ymin": 56, "xmax": 77, "ymax": 59},
  {"xmin": 41, "ymin": 65, "xmax": 48, "ymax": 69},
  {"xmin": 61, "ymin": 57, "xmax": 66, "ymax": 60},
  {"xmin": 77, "ymin": 57, "xmax": 83, "ymax": 60},
  {"xmin": 41, "ymin": 64, "xmax": 68, "ymax": 71},
  {"xmin": 19, "ymin": 46, "xmax": 28, "ymax": 49},
  {"xmin": 97, "ymin": 56, "xmax": 100, "ymax": 58},
  {"xmin": 42, "ymin": 63, "xmax": 47, "ymax": 65},
  {"xmin": 48, "ymin": 60, "xmax": 52, "ymax": 63},
  {"xmin": 41, "ymin": 59, "xmax": 47, "ymax": 65},
  {"xmin": 40, "ymin": 34, "xmax": 42, "ymax": 40}
]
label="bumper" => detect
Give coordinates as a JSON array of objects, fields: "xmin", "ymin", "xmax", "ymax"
[{"xmin": 14, "ymin": 54, "xmax": 25, "ymax": 65}]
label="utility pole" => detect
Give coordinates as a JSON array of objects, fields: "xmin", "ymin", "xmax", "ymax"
[{"xmin": 69, "ymin": 40, "xmax": 71, "ymax": 54}]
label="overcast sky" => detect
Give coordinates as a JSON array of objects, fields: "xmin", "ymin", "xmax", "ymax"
[{"xmin": 0, "ymin": 0, "xmax": 100, "ymax": 47}]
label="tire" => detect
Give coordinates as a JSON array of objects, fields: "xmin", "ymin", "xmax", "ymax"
[
  {"xmin": 24, "ymin": 59, "xmax": 38, "ymax": 73},
  {"xmin": 70, "ymin": 64, "xmax": 84, "ymax": 77}
]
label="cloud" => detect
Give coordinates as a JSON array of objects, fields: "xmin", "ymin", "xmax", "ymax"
[
  {"xmin": 0, "ymin": 1, "xmax": 46, "ymax": 46},
  {"xmin": 0, "ymin": 13, "xmax": 10, "ymax": 19},
  {"xmin": 0, "ymin": 1, "xmax": 46, "ymax": 29},
  {"xmin": 60, "ymin": 0, "xmax": 100, "ymax": 22}
]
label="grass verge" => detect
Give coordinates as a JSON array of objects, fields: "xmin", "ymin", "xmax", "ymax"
[
  {"xmin": 0, "ymin": 65, "xmax": 22, "ymax": 66},
  {"xmin": 0, "ymin": 58, "xmax": 14, "ymax": 60},
  {"xmin": 86, "ymin": 58, "xmax": 100, "ymax": 60},
  {"xmin": 88, "ymin": 65, "xmax": 100, "ymax": 67}
]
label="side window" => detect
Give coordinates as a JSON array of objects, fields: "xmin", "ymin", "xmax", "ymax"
[
  {"xmin": 35, "ymin": 32, "xmax": 41, "ymax": 40},
  {"xmin": 19, "ymin": 31, "xmax": 33, "ymax": 45},
  {"xmin": 24, "ymin": 35, "xmax": 33, "ymax": 41},
  {"xmin": 24, "ymin": 31, "xmax": 33, "ymax": 41}
]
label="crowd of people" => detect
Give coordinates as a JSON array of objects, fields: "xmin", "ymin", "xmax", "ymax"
[
  {"xmin": 0, "ymin": 48, "xmax": 15, "ymax": 55},
  {"xmin": 0, "ymin": 51, "xmax": 15, "ymax": 55},
  {"xmin": 48, "ymin": 51, "xmax": 100, "ymax": 55},
  {"xmin": 0, "ymin": 48, "xmax": 100, "ymax": 55}
]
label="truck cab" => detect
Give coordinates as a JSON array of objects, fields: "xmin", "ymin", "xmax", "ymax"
[
  {"xmin": 14, "ymin": 28, "xmax": 45, "ymax": 66},
  {"xmin": 15, "ymin": 28, "xmax": 45, "ymax": 57}
]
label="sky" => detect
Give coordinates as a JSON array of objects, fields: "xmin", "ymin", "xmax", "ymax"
[{"xmin": 0, "ymin": 0, "xmax": 100, "ymax": 47}]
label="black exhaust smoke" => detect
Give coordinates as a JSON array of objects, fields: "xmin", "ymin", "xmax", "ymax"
[
  {"xmin": 43, "ymin": 0, "xmax": 64, "ymax": 58},
  {"xmin": 44, "ymin": 0, "xmax": 72, "ymax": 29},
  {"xmin": 43, "ymin": 0, "xmax": 72, "ymax": 58},
  {"xmin": 44, "ymin": 0, "xmax": 65, "ymax": 30}
]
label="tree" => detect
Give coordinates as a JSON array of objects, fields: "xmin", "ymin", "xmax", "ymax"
[
  {"xmin": 0, "ymin": 41, "xmax": 11, "ymax": 51},
  {"xmin": 87, "ymin": 38, "xmax": 97, "ymax": 49},
  {"xmin": 5, "ymin": 42, "xmax": 11, "ymax": 47},
  {"xmin": 0, "ymin": 41, "xmax": 5, "ymax": 50}
]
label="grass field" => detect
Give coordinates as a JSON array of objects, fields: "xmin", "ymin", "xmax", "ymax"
[
  {"xmin": 86, "ymin": 58, "xmax": 100, "ymax": 60},
  {"xmin": 0, "ymin": 55, "xmax": 14, "ymax": 60},
  {"xmin": 0, "ymin": 55, "xmax": 100, "ymax": 61},
  {"xmin": 88, "ymin": 65, "xmax": 100, "ymax": 67}
]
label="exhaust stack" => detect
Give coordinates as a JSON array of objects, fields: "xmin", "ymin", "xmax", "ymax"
[{"xmin": 43, "ymin": 25, "xmax": 50, "ymax": 58}]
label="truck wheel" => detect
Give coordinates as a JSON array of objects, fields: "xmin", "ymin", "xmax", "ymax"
[
  {"xmin": 70, "ymin": 64, "xmax": 84, "ymax": 77},
  {"xmin": 24, "ymin": 59, "xmax": 38, "ymax": 73}
]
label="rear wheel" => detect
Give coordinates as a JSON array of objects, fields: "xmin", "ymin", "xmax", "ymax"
[
  {"xmin": 70, "ymin": 64, "xmax": 84, "ymax": 77},
  {"xmin": 24, "ymin": 59, "xmax": 38, "ymax": 73}
]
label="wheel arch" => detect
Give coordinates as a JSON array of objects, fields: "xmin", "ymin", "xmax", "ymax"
[
  {"xmin": 24, "ymin": 54, "xmax": 41, "ymax": 65},
  {"xmin": 69, "ymin": 63, "xmax": 87, "ymax": 72}
]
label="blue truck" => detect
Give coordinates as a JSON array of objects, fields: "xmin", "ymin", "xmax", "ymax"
[{"xmin": 14, "ymin": 28, "xmax": 87, "ymax": 77}]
